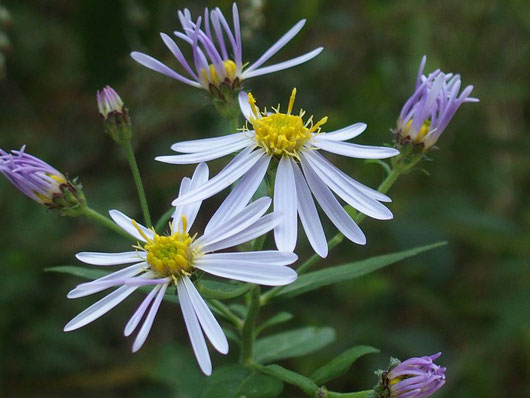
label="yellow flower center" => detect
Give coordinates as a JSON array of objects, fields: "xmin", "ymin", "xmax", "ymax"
[
  {"xmin": 132, "ymin": 217, "xmax": 195, "ymax": 279},
  {"xmin": 248, "ymin": 88, "xmax": 328, "ymax": 158},
  {"xmin": 403, "ymin": 119, "xmax": 431, "ymax": 143},
  {"xmin": 202, "ymin": 59, "xmax": 237, "ymax": 87},
  {"xmin": 35, "ymin": 173, "xmax": 67, "ymax": 204}
]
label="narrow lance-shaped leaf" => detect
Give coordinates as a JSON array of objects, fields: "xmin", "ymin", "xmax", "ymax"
[
  {"xmin": 254, "ymin": 326, "xmax": 336, "ymax": 364},
  {"xmin": 259, "ymin": 364, "xmax": 319, "ymax": 396},
  {"xmin": 311, "ymin": 345, "xmax": 380, "ymax": 385},
  {"xmin": 270, "ymin": 242, "xmax": 447, "ymax": 300}
]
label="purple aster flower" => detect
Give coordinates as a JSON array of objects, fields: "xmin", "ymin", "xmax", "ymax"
[
  {"xmin": 97, "ymin": 85, "xmax": 125, "ymax": 119},
  {"xmin": 130, "ymin": 3, "xmax": 322, "ymax": 95},
  {"xmin": 0, "ymin": 146, "xmax": 68, "ymax": 205},
  {"xmin": 397, "ymin": 56, "xmax": 478, "ymax": 150},
  {"xmin": 96, "ymin": 85, "xmax": 132, "ymax": 144},
  {"xmin": 384, "ymin": 352, "xmax": 446, "ymax": 398}
]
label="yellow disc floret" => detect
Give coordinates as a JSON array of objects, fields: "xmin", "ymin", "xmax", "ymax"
[
  {"xmin": 402, "ymin": 119, "xmax": 431, "ymax": 144},
  {"xmin": 248, "ymin": 88, "xmax": 328, "ymax": 158},
  {"xmin": 132, "ymin": 217, "xmax": 195, "ymax": 279},
  {"xmin": 202, "ymin": 60, "xmax": 238, "ymax": 87}
]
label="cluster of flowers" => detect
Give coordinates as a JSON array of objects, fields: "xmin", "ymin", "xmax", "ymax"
[{"xmin": 0, "ymin": 3, "xmax": 478, "ymax": 395}]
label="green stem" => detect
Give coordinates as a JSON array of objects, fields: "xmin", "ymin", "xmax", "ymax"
[
  {"xmin": 122, "ymin": 141, "xmax": 152, "ymax": 227},
  {"xmin": 240, "ymin": 285, "xmax": 261, "ymax": 365},
  {"xmin": 79, "ymin": 206, "xmax": 135, "ymax": 241},
  {"xmin": 209, "ymin": 299, "xmax": 243, "ymax": 329},
  {"xmin": 327, "ymin": 390, "xmax": 375, "ymax": 398}
]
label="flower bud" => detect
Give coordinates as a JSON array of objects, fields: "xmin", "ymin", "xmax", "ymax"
[
  {"xmin": 396, "ymin": 56, "xmax": 478, "ymax": 151},
  {"xmin": 375, "ymin": 353, "xmax": 446, "ymax": 398},
  {"xmin": 0, "ymin": 146, "xmax": 85, "ymax": 214},
  {"xmin": 97, "ymin": 85, "xmax": 132, "ymax": 145}
]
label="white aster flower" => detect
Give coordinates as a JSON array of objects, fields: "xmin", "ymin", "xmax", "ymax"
[
  {"xmin": 157, "ymin": 89, "xmax": 400, "ymax": 258},
  {"xmin": 130, "ymin": 3, "xmax": 322, "ymax": 93},
  {"xmin": 64, "ymin": 163, "xmax": 297, "ymax": 375}
]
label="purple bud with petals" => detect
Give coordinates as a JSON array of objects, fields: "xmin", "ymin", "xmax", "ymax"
[
  {"xmin": 0, "ymin": 146, "xmax": 85, "ymax": 212},
  {"xmin": 396, "ymin": 55, "xmax": 478, "ymax": 151},
  {"xmin": 96, "ymin": 85, "xmax": 132, "ymax": 145},
  {"xmin": 377, "ymin": 353, "xmax": 446, "ymax": 398}
]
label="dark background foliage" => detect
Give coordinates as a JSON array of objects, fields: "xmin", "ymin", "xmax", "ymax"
[{"xmin": 1, "ymin": 0, "xmax": 528, "ymax": 396}]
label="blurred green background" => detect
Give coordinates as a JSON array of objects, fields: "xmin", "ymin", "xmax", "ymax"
[{"xmin": 1, "ymin": 0, "xmax": 529, "ymax": 396}]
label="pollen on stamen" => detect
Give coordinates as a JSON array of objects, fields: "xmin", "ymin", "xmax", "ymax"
[{"xmin": 248, "ymin": 89, "xmax": 328, "ymax": 158}]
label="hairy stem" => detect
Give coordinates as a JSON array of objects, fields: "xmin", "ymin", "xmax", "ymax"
[{"xmin": 122, "ymin": 141, "xmax": 152, "ymax": 227}]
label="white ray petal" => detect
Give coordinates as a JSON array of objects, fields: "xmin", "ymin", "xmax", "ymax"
[
  {"xmin": 194, "ymin": 259, "xmax": 298, "ymax": 286},
  {"xmin": 67, "ymin": 263, "xmax": 146, "ymax": 299},
  {"xmin": 245, "ymin": 20, "xmax": 307, "ymax": 73},
  {"xmin": 179, "ymin": 162, "xmax": 209, "ymax": 232},
  {"xmin": 171, "ymin": 176, "xmax": 192, "ymax": 232},
  {"xmin": 172, "ymin": 147, "xmax": 264, "ymax": 206},
  {"xmin": 320, "ymin": 122, "xmax": 367, "ymax": 141},
  {"xmin": 196, "ymin": 197, "xmax": 271, "ymax": 248},
  {"xmin": 238, "ymin": 90, "xmax": 254, "ymax": 122},
  {"xmin": 132, "ymin": 283, "xmax": 168, "ymax": 352},
  {"xmin": 75, "ymin": 251, "xmax": 144, "ymax": 266},
  {"xmin": 182, "ymin": 276, "xmax": 228, "ymax": 354},
  {"xmin": 274, "ymin": 156, "xmax": 297, "ymax": 252},
  {"xmin": 170, "ymin": 133, "xmax": 249, "ymax": 153},
  {"xmin": 200, "ymin": 213, "xmax": 282, "ymax": 253},
  {"xmin": 156, "ymin": 140, "xmax": 249, "ymax": 164},
  {"xmin": 291, "ymin": 160, "xmax": 327, "ymax": 257},
  {"xmin": 243, "ymin": 47, "xmax": 323, "ymax": 79},
  {"xmin": 307, "ymin": 151, "xmax": 391, "ymax": 202},
  {"xmin": 130, "ymin": 52, "xmax": 202, "ymax": 88},
  {"xmin": 177, "ymin": 280, "xmax": 212, "ymax": 375},
  {"xmin": 205, "ymin": 155, "xmax": 270, "ymax": 234},
  {"xmin": 64, "ymin": 285, "xmax": 139, "ymax": 332},
  {"xmin": 124, "ymin": 284, "xmax": 162, "ymax": 337},
  {"xmin": 201, "ymin": 251, "xmax": 297, "ymax": 265},
  {"xmin": 312, "ymin": 139, "xmax": 399, "ymax": 159},
  {"xmin": 304, "ymin": 153, "xmax": 393, "ymax": 220},
  {"xmin": 300, "ymin": 157, "xmax": 366, "ymax": 244},
  {"xmin": 109, "ymin": 210, "xmax": 154, "ymax": 242}
]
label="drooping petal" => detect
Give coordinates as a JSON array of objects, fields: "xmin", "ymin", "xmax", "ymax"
[
  {"xmin": 124, "ymin": 284, "xmax": 162, "ymax": 337},
  {"xmin": 319, "ymin": 122, "xmax": 367, "ymax": 141},
  {"xmin": 172, "ymin": 147, "xmax": 264, "ymax": 206},
  {"xmin": 291, "ymin": 160, "xmax": 328, "ymax": 257},
  {"xmin": 197, "ymin": 197, "xmax": 271, "ymax": 248},
  {"xmin": 170, "ymin": 133, "xmax": 249, "ymax": 153},
  {"xmin": 243, "ymin": 47, "xmax": 323, "ymax": 79},
  {"xmin": 64, "ymin": 285, "xmax": 139, "ymax": 332},
  {"xmin": 132, "ymin": 283, "xmax": 168, "ymax": 352},
  {"xmin": 204, "ymin": 155, "xmax": 270, "ymax": 234},
  {"xmin": 194, "ymin": 259, "xmax": 298, "ymax": 286},
  {"xmin": 311, "ymin": 139, "xmax": 399, "ymax": 159},
  {"xmin": 177, "ymin": 279, "xmax": 212, "ymax": 375},
  {"xmin": 303, "ymin": 153, "xmax": 393, "ymax": 220},
  {"xmin": 301, "ymin": 156, "xmax": 366, "ymax": 244},
  {"xmin": 75, "ymin": 251, "xmax": 144, "ymax": 266},
  {"xmin": 182, "ymin": 276, "xmax": 229, "ymax": 354},
  {"xmin": 67, "ymin": 263, "xmax": 147, "ymax": 299},
  {"xmin": 201, "ymin": 251, "xmax": 297, "ymax": 265},
  {"xmin": 200, "ymin": 212, "xmax": 282, "ymax": 253},
  {"xmin": 156, "ymin": 139, "xmax": 249, "ymax": 164},
  {"xmin": 245, "ymin": 20, "xmax": 307, "ymax": 73},
  {"xmin": 274, "ymin": 156, "xmax": 298, "ymax": 252},
  {"xmin": 109, "ymin": 210, "xmax": 155, "ymax": 242}
]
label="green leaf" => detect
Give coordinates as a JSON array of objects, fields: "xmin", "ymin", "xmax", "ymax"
[
  {"xmin": 197, "ymin": 279, "xmax": 252, "ymax": 300},
  {"xmin": 272, "ymin": 242, "xmax": 447, "ymax": 300},
  {"xmin": 259, "ymin": 364, "xmax": 318, "ymax": 396},
  {"xmin": 254, "ymin": 326, "xmax": 336, "ymax": 364},
  {"xmin": 311, "ymin": 345, "xmax": 380, "ymax": 385},
  {"xmin": 255, "ymin": 312, "xmax": 293, "ymax": 337},
  {"xmin": 45, "ymin": 265, "xmax": 109, "ymax": 280},
  {"xmin": 201, "ymin": 364, "xmax": 283, "ymax": 398}
]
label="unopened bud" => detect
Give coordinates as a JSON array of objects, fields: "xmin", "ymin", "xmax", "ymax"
[{"xmin": 97, "ymin": 85, "xmax": 132, "ymax": 145}]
